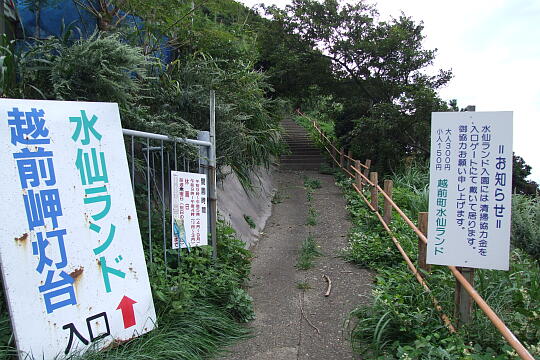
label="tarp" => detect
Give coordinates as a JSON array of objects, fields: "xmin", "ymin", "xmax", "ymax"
[
  {"xmin": 15, "ymin": 0, "xmax": 98, "ymax": 39},
  {"xmin": 14, "ymin": 0, "xmax": 174, "ymax": 63}
]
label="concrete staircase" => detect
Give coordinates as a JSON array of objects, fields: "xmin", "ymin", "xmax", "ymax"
[{"xmin": 280, "ymin": 118, "xmax": 325, "ymax": 170}]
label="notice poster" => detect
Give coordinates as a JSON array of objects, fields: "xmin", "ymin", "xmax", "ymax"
[
  {"xmin": 427, "ymin": 111, "xmax": 513, "ymax": 270},
  {"xmin": 171, "ymin": 171, "xmax": 208, "ymax": 249},
  {"xmin": 0, "ymin": 99, "xmax": 156, "ymax": 359}
]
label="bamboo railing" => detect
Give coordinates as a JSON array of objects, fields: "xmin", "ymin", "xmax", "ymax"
[{"xmin": 303, "ymin": 113, "xmax": 534, "ymax": 360}]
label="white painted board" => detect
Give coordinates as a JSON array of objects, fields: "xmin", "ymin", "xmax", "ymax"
[
  {"xmin": 427, "ymin": 111, "xmax": 513, "ymax": 270},
  {"xmin": 0, "ymin": 99, "xmax": 156, "ymax": 359},
  {"xmin": 171, "ymin": 171, "xmax": 208, "ymax": 249}
]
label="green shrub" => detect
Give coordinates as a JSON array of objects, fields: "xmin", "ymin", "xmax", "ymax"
[
  {"xmin": 511, "ymin": 195, "xmax": 540, "ymax": 260},
  {"xmin": 14, "ymin": 34, "xmax": 285, "ymax": 189},
  {"xmin": 75, "ymin": 303, "xmax": 250, "ymax": 360},
  {"xmin": 51, "ymin": 34, "xmax": 149, "ymax": 106},
  {"xmin": 244, "ymin": 215, "xmax": 256, "ymax": 229},
  {"xmin": 297, "ymin": 234, "xmax": 322, "ymax": 270},
  {"xmin": 337, "ymin": 166, "xmax": 540, "ymax": 359},
  {"xmin": 303, "ymin": 176, "xmax": 322, "ymax": 190},
  {"xmin": 306, "ymin": 207, "xmax": 318, "ymax": 226},
  {"xmin": 0, "ymin": 219, "xmax": 253, "ymax": 359}
]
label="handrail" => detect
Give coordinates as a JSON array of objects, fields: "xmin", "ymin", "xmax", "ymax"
[
  {"xmin": 122, "ymin": 128, "xmax": 212, "ymax": 147},
  {"xmin": 306, "ymin": 115, "xmax": 535, "ymax": 360},
  {"xmin": 296, "ymin": 110, "xmax": 369, "ymax": 169},
  {"xmin": 351, "ymin": 165, "xmax": 374, "ymax": 186}
]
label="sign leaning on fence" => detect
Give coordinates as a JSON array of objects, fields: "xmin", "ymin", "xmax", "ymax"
[
  {"xmin": 427, "ymin": 111, "xmax": 513, "ymax": 270},
  {"xmin": 0, "ymin": 99, "xmax": 156, "ymax": 359},
  {"xmin": 171, "ymin": 171, "xmax": 208, "ymax": 249}
]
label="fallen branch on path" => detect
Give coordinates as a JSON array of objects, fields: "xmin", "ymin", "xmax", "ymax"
[
  {"xmin": 323, "ymin": 275, "xmax": 332, "ymax": 297},
  {"xmin": 300, "ymin": 295, "xmax": 320, "ymax": 335}
]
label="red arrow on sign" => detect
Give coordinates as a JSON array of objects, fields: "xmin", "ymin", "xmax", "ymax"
[{"xmin": 116, "ymin": 295, "xmax": 137, "ymax": 329}]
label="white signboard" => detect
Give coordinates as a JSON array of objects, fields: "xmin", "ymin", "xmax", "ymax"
[
  {"xmin": 171, "ymin": 171, "xmax": 208, "ymax": 249},
  {"xmin": 0, "ymin": 99, "xmax": 156, "ymax": 359},
  {"xmin": 427, "ymin": 111, "xmax": 513, "ymax": 270}
]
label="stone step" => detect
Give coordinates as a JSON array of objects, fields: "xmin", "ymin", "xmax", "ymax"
[
  {"xmin": 284, "ymin": 141, "xmax": 312, "ymax": 145},
  {"xmin": 280, "ymin": 118, "xmax": 323, "ymax": 171},
  {"xmin": 285, "ymin": 143, "xmax": 319, "ymax": 149},
  {"xmin": 281, "ymin": 159, "xmax": 324, "ymax": 164},
  {"xmin": 280, "ymin": 162, "xmax": 322, "ymax": 170},
  {"xmin": 281, "ymin": 154, "xmax": 323, "ymax": 160}
]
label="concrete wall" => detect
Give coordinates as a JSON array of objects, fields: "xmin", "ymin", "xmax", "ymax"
[{"xmin": 217, "ymin": 166, "xmax": 276, "ymax": 248}]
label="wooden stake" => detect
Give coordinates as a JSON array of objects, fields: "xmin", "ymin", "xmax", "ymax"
[
  {"xmin": 363, "ymin": 159, "xmax": 371, "ymax": 181},
  {"xmin": 347, "ymin": 149, "xmax": 353, "ymax": 172},
  {"xmin": 355, "ymin": 160, "xmax": 363, "ymax": 191},
  {"xmin": 454, "ymin": 105, "xmax": 476, "ymax": 328},
  {"xmin": 370, "ymin": 172, "xmax": 378, "ymax": 211},
  {"xmin": 455, "ymin": 267, "xmax": 475, "ymax": 328},
  {"xmin": 383, "ymin": 180, "xmax": 393, "ymax": 224},
  {"xmin": 339, "ymin": 147, "xmax": 345, "ymax": 168},
  {"xmin": 417, "ymin": 212, "xmax": 431, "ymax": 273}
]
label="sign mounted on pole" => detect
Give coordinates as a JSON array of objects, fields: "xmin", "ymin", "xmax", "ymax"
[
  {"xmin": 171, "ymin": 171, "xmax": 208, "ymax": 249},
  {"xmin": 0, "ymin": 99, "xmax": 156, "ymax": 359},
  {"xmin": 427, "ymin": 111, "xmax": 513, "ymax": 270}
]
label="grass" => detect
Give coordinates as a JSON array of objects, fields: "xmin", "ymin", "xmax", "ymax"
[
  {"xmin": 319, "ymin": 162, "xmax": 338, "ymax": 175},
  {"xmin": 271, "ymin": 190, "xmax": 286, "ymax": 204},
  {"xmin": 306, "ymin": 188, "xmax": 314, "ymax": 202},
  {"xmin": 297, "ymin": 234, "xmax": 322, "ymax": 270},
  {"xmin": 306, "ymin": 207, "xmax": 318, "ymax": 226},
  {"xmin": 511, "ymin": 194, "xmax": 540, "ymax": 260},
  {"xmin": 336, "ymin": 167, "xmax": 540, "ymax": 359},
  {"xmin": 296, "ymin": 282, "xmax": 312, "ymax": 290},
  {"xmin": 72, "ymin": 303, "xmax": 250, "ymax": 360},
  {"xmin": 243, "ymin": 215, "xmax": 256, "ymax": 229},
  {"xmin": 303, "ymin": 176, "xmax": 322, "ymax": 190},
  {"xmin": 0, "ymin": 220, "xmax": 254, "ymax": 360}
]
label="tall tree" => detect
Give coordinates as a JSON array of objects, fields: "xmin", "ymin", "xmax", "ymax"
[
  {"xmin": 513, "ymin": 154, "xmax": 539, "ymax": 195},
  {"xmin": 269, "ymin": 0, "xmax": 453, "ymax": 170}
]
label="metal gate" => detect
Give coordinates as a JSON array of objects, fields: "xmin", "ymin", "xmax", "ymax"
[{"xmin": 121, "ymin": 91, "xmax": 218, "ymax": 267}]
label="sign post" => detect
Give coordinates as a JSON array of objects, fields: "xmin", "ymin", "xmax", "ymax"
[
  {"xmin": 0, "ymin": 99, "xmax": 156, "ymax": 359},
  {"xmin": 428, "ymin": 111, "xmax": 513, "ymax": 326}
]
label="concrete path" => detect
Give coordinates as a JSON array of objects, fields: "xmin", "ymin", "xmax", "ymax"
[{"xmin": 222, "ymin": 169, "xmax": 373, "ymax": 360}]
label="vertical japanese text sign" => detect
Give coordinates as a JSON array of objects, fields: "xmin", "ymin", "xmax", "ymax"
[
  {"xmin": 427, "ymin": 112, "xmax": 513, "ymax": 270},
  {"xmin": 0, "ymin": 99, "xmax": 156, "ymax": 359},
  {"xmin": 171, "ymin": 171, "xmax": 208, "ymax": 249}
]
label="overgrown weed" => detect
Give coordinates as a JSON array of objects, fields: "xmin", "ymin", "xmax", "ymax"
[
  {"xmin": 337, "ymin": 165, "xmax": 540, "ymax": 359},
  {"xmin": 243, "ymin": 215, "xmax": 256, "ymax": 229},
  {"xmin": 303, "ymin": 176, "xmax": 322, "ymax": 190},
  {"xmin": 297, "ymin": 234, "xmax": 322, "ymax": 270},
  {"xmin": 306, "ymin": 207, "xmax": 318, "ymax": 226}
]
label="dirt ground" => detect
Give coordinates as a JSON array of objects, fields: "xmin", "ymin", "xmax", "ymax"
[{"xmin": 221, "ymin": 169, "xmax": 374, "ymax": 360}]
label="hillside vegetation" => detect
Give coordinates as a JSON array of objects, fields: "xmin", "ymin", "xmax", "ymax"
[{"xmin": 0, "ymin": 0, "xmax": 538, "ymax": 358}]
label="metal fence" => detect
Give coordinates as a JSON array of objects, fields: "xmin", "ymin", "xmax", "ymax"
[{"xmin": 121, "ymin": 91, "xmax": 218, "ymax": 267}]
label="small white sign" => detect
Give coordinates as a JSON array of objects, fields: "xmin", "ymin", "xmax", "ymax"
[
  {"xmin": 427, "ymin": 111, "xmax": 513, "ymax": 270},
  {"xmin": 171, "ymin": 171, "xmax": 208, "ymax": 249},
  {"xmin": 0, "ymin": 99, "xmax": 156, "ymax": 359}
]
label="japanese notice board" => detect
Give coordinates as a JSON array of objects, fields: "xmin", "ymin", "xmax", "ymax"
[
  {"xmin": 171, "ymin": 171, "xmax": 208, "ymax": 249},
  {"xmin": 427, "ymin": 111, "xmax": 513, "ymax": 270},
  {"xmin": 0, "ymin": 99, "xmax": 156, "ymax": 359}
]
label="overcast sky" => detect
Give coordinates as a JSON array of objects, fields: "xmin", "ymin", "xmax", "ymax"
[{"xmin": 239, "ymin": 0, "xmax": 540, "ymax": 182}]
